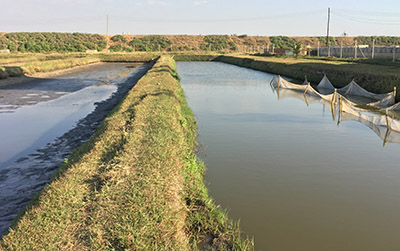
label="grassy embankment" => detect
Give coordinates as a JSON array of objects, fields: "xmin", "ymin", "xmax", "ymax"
[
  {"xmin": 0, "ymin": 55, "xmax": 253, "ymax": 250},
  {"xmin": 0, "ymin": 56, "xmax": 100, "ymax": 79}
]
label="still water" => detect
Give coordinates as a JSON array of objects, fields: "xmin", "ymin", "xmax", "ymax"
[{"xmin": 177, "ymin": 62, "xmax": 400, "ymax": 251}]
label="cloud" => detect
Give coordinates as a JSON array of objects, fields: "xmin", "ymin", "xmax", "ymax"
[
  {"xmin": 147, "ymin": 0, "xmax": 167, "ymax": 6},
  {"xmin": 135, "ymin": 0, "xmax": 167, "ymax": 6},
  {"xmin": 192, "ymin": 0, "xmax": 207, "ymax": 6}
]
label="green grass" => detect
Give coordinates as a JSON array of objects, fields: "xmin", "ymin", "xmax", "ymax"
[
  {"xmin": 98, "ymin": 52, "xmax": 160, "ymax": 62},
  {"xmin": 0, "ymin": 55, "xmax": 253, "ymax": 250}
]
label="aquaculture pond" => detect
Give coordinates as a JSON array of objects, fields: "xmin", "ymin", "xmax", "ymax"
[
  {"xmin": 177, "ymin": 61, "xmax": 400, "ymax": 251},
  {"xmin": 0, "ymin": 63, "xmax": 148, "ymax": 235}
]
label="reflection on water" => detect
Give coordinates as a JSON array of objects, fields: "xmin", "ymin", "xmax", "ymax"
[
  {"xmin": 177, "ymin": 62, "xmax": 400, "ymax": 251},
  {"xmin": 272, "ymin": 86, "xmax": 400, "ymax": 146}
]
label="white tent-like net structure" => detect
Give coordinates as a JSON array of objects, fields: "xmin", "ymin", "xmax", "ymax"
[
  {"xmin": 270, "ymin": 75, "xmax": 400, "ymax": 145},
  {"xmin": 317, "ymin": 75, "xmax": 335, "ymax": 91}
]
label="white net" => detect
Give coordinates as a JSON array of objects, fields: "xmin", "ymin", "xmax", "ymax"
[
  {"xmin": 317, "ymin": 74, "xmax": 335, "ymax": 91},
  {"xmin": 338, "ymin": 80, "xmax": 395, "ymax": 107},
  {"xmin": 270, "ymin": 75, "xmax": 400, "ymax": 145},
  {"xmin": 386, "ymin": 102, "xmax": 400, "ymax": 112}
]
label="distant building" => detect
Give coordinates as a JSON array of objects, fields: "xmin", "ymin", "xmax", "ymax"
[{"xmin": 284, "ymin": 50, "xmax": 293, "ymax": 56}]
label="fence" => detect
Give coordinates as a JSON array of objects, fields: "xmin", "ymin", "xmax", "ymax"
[{"xmin": 312, "ymin": 46, "xmax": 400, "ymax": 60}]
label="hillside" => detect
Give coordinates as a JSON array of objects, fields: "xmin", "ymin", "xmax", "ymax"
[{"xmin": 1, "ymin": 32, "xmax": 399, "ymax": 53}]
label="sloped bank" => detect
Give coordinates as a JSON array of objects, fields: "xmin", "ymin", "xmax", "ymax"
[{"xmin": 0, "ymin": 56, "xmax": 252, "ymax": 250}]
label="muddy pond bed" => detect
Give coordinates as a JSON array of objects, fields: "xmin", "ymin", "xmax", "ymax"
[
  {"xmin": 0, "ymin": 63, "xmax": 150, "ymax": 235},
  {"xmin": 178, "ymin": 61, "xmax": 400, "ymax": 251}
]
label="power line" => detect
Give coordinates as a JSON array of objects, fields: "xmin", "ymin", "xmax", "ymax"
[
  {"xmin": 333, "ymin": 10, "xmax": 400, "ymax": 25},
  {"xmin": 334, "ymin": 8, "xmax": 400, "ymax": 17},
  {"xmin": 112, "ymin": 10, "xmax": 323, "ymax": 23}
]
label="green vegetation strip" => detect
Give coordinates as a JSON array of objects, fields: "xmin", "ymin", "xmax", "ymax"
[
  {"xmin": 0, "ymin": 55, "xmax": 252, "ymax": 250},
  {"xmin": 0, "ymin": 56, "xmax": 100, "ymax": 79}
]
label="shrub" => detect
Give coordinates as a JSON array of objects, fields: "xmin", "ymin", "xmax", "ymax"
[
  {"xmin": 318, "ymin": 36, "xmax": 336, "ymax": 47},
  {"xmin": 128, "ymin": 35, "xmax": 171, "ymax": 51},
  {"xmin": 8, "ymin": 43, "xmax": 17, "ymax": 52},
  {"xmin": 109, "ymin": 44, "xmax": 122, "ymax": 52},
  {"xmin": 201, "ymin": 35, "xmax": 232, "ymax": 51},
  {"xmin": 0, "ymin": 32, "xmax": 107, "ymax": 53},
  {"xmin": 269, "ymin": 36, "xmax": 296, "ymax": 50},
  {"xmin": 111, "ymin": 35, "xmax": 127, "ymax": 43},
  {"xmin": 356, "ymin": 36, "xmax": 398, "ymax": 46}
]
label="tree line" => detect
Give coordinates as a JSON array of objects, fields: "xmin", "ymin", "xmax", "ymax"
[
  {"xmin": 1, "ymin": 33, "xmax": 399, "ymax": 53},
  {"xmin": 0, "ymin": 32, "xmax": 107, "ymax": 53}
]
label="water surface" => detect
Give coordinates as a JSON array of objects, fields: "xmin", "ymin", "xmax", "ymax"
[{"xmin": 178, "ymin": 62, "xmax": 400, "ymax": 251}]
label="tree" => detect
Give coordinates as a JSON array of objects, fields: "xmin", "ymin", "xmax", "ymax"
[{"xmin": 293, "ymin": 43, "xmax": 302, "ymax": 57}]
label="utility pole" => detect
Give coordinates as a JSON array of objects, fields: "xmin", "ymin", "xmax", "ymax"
[
  {"xmin": 106, "ymin": 15, "xmax": 109, "ymax": 51},
  {"xmin": 326, "ymin": 7, "xmax": 330, "ymax": 48}
]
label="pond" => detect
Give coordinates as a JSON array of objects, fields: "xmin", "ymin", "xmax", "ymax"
[
  {"xmin": 177, "ymin": 61, "xmax": 400, "ymax": 251},
  {"xmin": 0, "ymin": 63, "xmax": 147, "ymax": 236}
]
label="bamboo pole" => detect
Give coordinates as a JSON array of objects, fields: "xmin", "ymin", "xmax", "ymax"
[
  {"xmin": 303, "ymin": 83, "xmax": 310, "ymax": 96},
  {"xmin": 385, "ymin": 110, "xmax": 390, "ymax": 131},
  {"xmin": 304, "ymin": 94, "xmax": 310, "ymax": 106},
  {"xmin": 277, "ymin": 75, "xmax": 281, "ymax": 90},
  {"xmin": 337, "ymin": 95, "xmax": 342, "ymax": 125},
  {"xmin": 383, "ymin": 127, "xmax": 390, "ymax": 147},
  {"xmin": 269, "ymin": 77, "xmax": 274, "ymax": 87},
  {"xmin": 331, "ymin": 88, "xmax": 337, "ymax": 104},
  {"xmin": 331, "ymin": 89, "xmax": 337, "ymax": 120}
]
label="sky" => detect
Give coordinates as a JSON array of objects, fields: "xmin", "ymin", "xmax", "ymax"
[{"xmin": 1, "ymin": 0, "xmax": 400, "ymax": 36}]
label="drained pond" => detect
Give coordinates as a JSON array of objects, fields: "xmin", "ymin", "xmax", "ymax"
[
  {"xmin": 177, "ymin": 62, "xmax": 400, "ymax": 251},
  {"xmin": 0, "ymin": 63, "xmax": 149, "ymax": 235}
]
